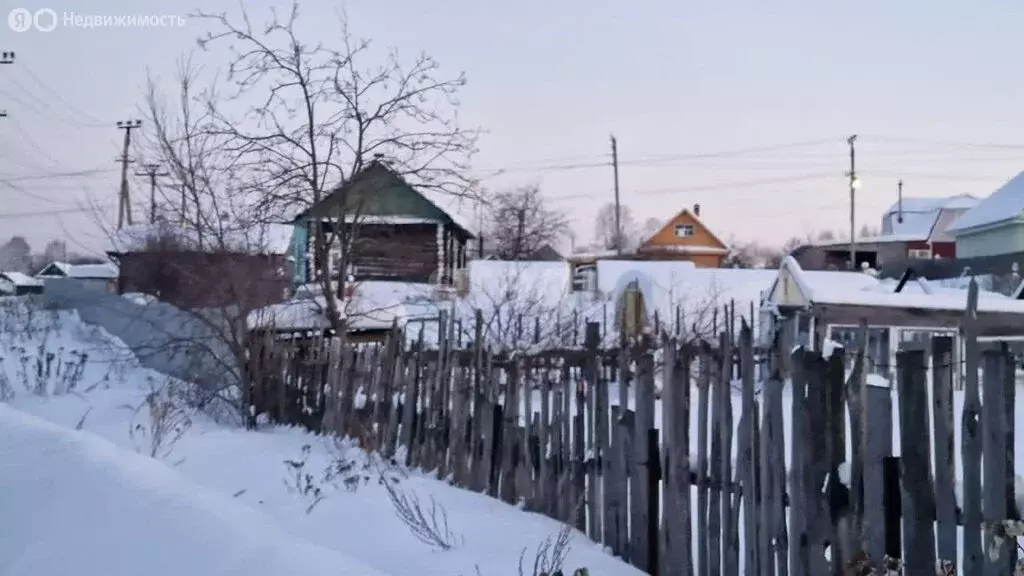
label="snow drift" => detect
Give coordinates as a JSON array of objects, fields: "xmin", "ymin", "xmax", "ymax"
[{"xmin": 0, "ymin": 404, "xmax": 393, "ymax": 576}]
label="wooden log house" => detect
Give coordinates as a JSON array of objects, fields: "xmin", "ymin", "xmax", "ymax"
[{"xmin": 289, "ymin": 161, "xmax": 475, "ymax": 292}]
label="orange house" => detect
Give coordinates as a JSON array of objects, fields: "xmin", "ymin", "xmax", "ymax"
[{"xmin": 635, "ymin": 204, "xmax": 729, "ymax": 268}]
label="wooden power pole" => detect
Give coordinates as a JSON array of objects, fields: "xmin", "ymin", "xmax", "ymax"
[
  {"xmin": 1, "ymin": 52, "xmax": 15, "ymax": 119},
  {"xmin": 135, "ymin": 163, "xmax": 168, "ymax": 224},
  {"xmin": 611, "ymin": 134, "xmax": 622, "ymax": 256},
  {"xmin": 115, "ymin": 119, "xmax": 142, "ymax": 229},
  {"xmin": 847, "ymin": 134, "xmax": 858, "ymax": 270}
]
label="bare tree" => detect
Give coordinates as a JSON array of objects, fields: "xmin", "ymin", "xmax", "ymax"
[
  {"xmin": 484, "ymin": 185, "xmax": 567, "ymax": 260},
  {"xmin": 192, "ymin": 3, "xmax": 479, "ymax": 336},
  {"xmin": 594, "ymin": 202, "xmax": 637, "ymax": 252},
  {"xmin": 113, "ymin": 56, "xmax": 294, "ymax": 424},
  {"xmin": 638, "ymin": 216, "xmax": 662, "ymax": 246}
]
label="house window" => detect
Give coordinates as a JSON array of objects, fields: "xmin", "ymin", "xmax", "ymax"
[
  {"xmin": 571, "ymin": 264, "xmax": 597, "ymax": 292},
  {"xmin": 907, "ymin": 248, "xmax": 932, "ymax": 260},
  {"xmin": 674, "ymin": 224, "xmax": 694, "ymax": 238}
]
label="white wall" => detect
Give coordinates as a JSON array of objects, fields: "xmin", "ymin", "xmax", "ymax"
[{"xmin": 956, "ymin": 222, "xmax": 1024, "ymax": 258}]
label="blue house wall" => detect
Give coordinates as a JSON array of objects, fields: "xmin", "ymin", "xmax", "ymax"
[{"xmin": 290, "ymin": 221, "xmax": 308, "ymax": 292}]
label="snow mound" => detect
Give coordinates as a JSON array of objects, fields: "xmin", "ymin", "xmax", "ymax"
[{"xmin": 0, "ymin": 404, "xmax": 393, "ymax": 576}]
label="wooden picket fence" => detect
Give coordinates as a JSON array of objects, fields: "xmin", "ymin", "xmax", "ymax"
[{"xmin": 244, "ymin": 300, "xmax": 1021, "ymax": 575}]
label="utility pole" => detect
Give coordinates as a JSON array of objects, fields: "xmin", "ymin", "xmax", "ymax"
[
  {"xmin": 135, "ymin": 163, "xmax": 168, "ymax": 224},
  {"xmin": 1, "ymin": 52, "xmax": 15, "ymax": 119},
  {"xmin": 611, "ymin": 135, "xmax": 622, "ymax": 256},
  {"xmin": 846, "ymin": 134, "xmax": 859, "ymax": 270},
  {"xmin": 897, "ymin": 179, "xmax": 904, "ymax": 224},
  {"xmin": 115, "ymin": 119, "xmax": 142, "ymax": 229}
]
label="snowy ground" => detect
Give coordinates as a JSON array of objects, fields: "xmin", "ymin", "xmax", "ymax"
[{"xmin": 0, "ymin": 300, "xmax": 643, "ymax": 576}]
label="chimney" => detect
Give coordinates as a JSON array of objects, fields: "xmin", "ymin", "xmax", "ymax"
[{"xmin": 693, "ymin": 203, "xmax": 701, "ymax": 217}]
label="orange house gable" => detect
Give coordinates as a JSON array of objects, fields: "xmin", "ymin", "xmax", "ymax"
[{"xmin": 637, "ymin": 207, "xmax": 729, "ymax": 268}]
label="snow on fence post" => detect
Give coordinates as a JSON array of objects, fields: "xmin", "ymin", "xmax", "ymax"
[
  {"xmin": 961, "ymin": 278, "xmax": 984, "ymax": 575},
  {"xmin": 930, "ymin": 335, "xmax": 958, "ymax": 566},
  {"xmin": 896, "ymin": 346, "xmax": 937, "ymax": 574},
  {"xmin": 982, "ymin": 346, "xmax": 1011, "ymax": 575}
]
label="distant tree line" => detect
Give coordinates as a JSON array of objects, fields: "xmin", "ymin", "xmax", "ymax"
[{"xmin": 0, "ymin": 236, "xmax": 106, "ymax": 275}]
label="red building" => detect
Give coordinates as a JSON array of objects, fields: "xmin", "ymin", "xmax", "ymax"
[
  {"xmin": 794, "ymin": 194, "xmax": 979, "ymax": 270},
  {"xmin": 108, "ymin": 221, "xmax": 294, "ymax": 312}
]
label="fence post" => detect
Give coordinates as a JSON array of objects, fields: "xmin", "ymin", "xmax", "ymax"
[
  {"xmin": 1003, "ymin": 343, "xmax": 1018, "ymax": 570},
  {"xmin": 961, "ymin": 279, "xmax": 983, "ymax": 575},
  {"xmin": 931, "ymin": 335, "xmax": 957, "ymax": 567},
  {"xmin": 881, "ymin": 456, "xmax": 901, "ymax": 563},
  {"xmin": 982, "ymin": 347, "xmax": 1011, "ymax": 575},
  {"xmin": 896, "ymin": 347, "xmax": 936, "ymax": 573}
]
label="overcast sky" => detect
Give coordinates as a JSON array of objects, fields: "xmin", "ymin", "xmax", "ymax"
[{"xmin": 3, "ymin": 0, "xmax": 1024, "ymax": 256}]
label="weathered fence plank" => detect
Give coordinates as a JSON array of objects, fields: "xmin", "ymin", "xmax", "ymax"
[
  {"xmin": 708, "ymin": 348, "xmax": 723, "ymax": 576},
  {"xmin": 931, "ymin": 335, "xmax": 957, "ymax": 567},
  {"xmin": 896, "ymin": 348, "xmax": 937, "ymax": 575},
  {"xmin": 739, "ymin": 323, "xmax": 759, "ymax": 576},
  {"xmin": 632, "ymin": 351, "xmax": 655, "ymax": 571},
  {"xmin": 962, "ymin": 279, "xmax": 984, "ymax": 575},
  {"xmin": 789, "ymin": 348, "xmax": 809, "ymax": 576},
  {"xmin": 697, "ymin": 354, "xmax": 711, "ymax": 576},
  {"xmin": 982, "ymin": 348, "xmax": 1011, "ymax": 576}
]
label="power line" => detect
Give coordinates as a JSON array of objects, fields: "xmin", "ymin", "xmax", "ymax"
[
  {"xmin": 861, "ymin": 135, "xmax": 1024, "ymax": 150},
  {"xmin": 7, "ymin": 117, "xmax": 61, "ymax": 168},
  {"xmin": 0, "ymin": 204, "xmax": 109, "ymax": 220},
  {"xmin": 21, "ymin": 66, "xmax": 110, "ymax": 126},
  {"xmin": 135, "ymin": 163, "xmax": 168, "ymax": 224},
  {"xmin": 0, "ymin": 168, "xmax": 117, "ymax": 183},
  {"xmin": 473, "ymin": 137, "xmax": 846, "ymax": 176}
]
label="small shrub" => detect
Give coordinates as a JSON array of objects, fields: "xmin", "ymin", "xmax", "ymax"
[
  {"xmin": 282, "ymin": 442, "xmax": 381, "ymax": 513},
  {"xmin": 283, "ymin": 444, "xmax": 326, "ymax": 514},
  {"xmin": 519, "ymin": 522, "xmax": 573, "ymax": 576},
  {"xmin": 382, "ymin": 476, "xmax": 463, "ymax": 551},
  {"xmin": 0, "ymin": 366, "xmax": 12, "ymax": 402},
  {"xmin": 128, "ymin": 379, "xmax": 192, "ymax": 459}
]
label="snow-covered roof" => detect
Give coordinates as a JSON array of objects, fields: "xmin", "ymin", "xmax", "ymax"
[
  {"xmin": 37, "ymin": 261, "xmax": 118, "ymax": 280},
  {"xmin": 111, "ymin": 221, "xmax": 294, "ymax": 256},
  {"xmin": 638, "ymin": 245, "xmax": 730, "ymax": 255},
  {"xmin": 247, "ymin": 281, "xmax": 439, "ymax": 332},
  {"xmin": 417, "ymin": 187, "xmax": 477, "ymax": 238},
  {"xmin": 948, "ymin": 172, "xmax": 1024, "ymax": 234},
  {"xmin": 0, "ymin": 271, "xmax": 42, "ymax": 287},
  {"xmin": 775, "ymin": 255, "xmax": 1024, "ymax": 316},
  {"xmin": 879, "ymin": 194, "xmax": 979, "ymax": 241}
]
